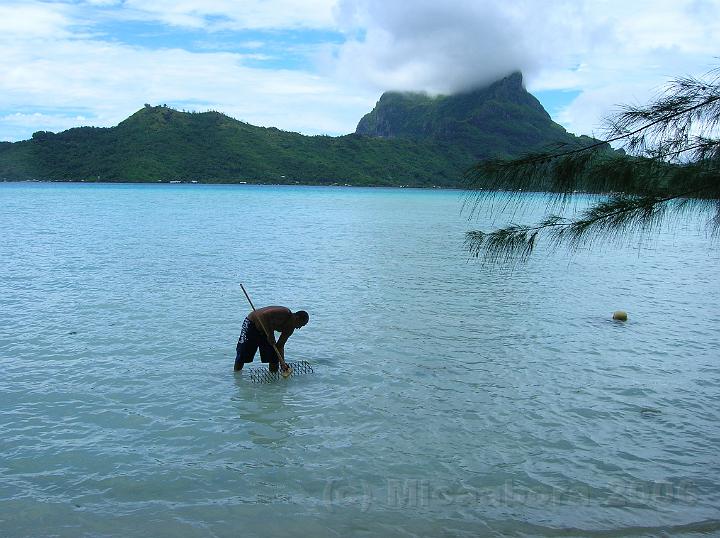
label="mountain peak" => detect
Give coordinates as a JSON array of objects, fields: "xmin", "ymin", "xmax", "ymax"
[
  {"xmin": 354, "ymin": 71, "xmax": 564, "ymax": 159},
  {"xmin": 499, "ymin": 70, "xmax": 523, "ymax": 88}
]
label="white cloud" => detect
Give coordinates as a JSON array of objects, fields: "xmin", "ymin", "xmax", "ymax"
[
  {"xmin": 0, "ymin": 2, "xmax": 74, "ymax": 39},
  {"xmin": 0, "ymin": 0, "xmax": 369, "ymax": 141},
  {"xmin": 331, "ymin": 0, "xmax": 720, "ymax": 135},
  {"xmin": 83, "ymin": 0, "xmax": 121, "ymax": 6},
  {"xmin": 525, "ymin": 1, "xmax": 720, "ymax": 135},
  {"xmin": 331, "ymin": 0, "xmax": 538, "ymax": 94},
  {"xmin": 0, "ymin": 25, "xmax": 374, "ymax": 140},
  {"xmin": 239, "ymin": 41, "xmax": 266, "ymax": 50},
  {"xmin": 1, "ymin": 0, "xmax": 719, "ymax": 142},
  {"xmin": 118, "ymin": 0, "xmax": 338, "ymax": 30}
]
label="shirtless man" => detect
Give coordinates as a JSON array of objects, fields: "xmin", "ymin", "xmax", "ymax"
[{"xmin": 234, "ymin": 306, "xmax": 309, "ymax": 373}]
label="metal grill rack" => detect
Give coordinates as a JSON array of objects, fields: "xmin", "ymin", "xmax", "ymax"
[{"xmin": 247, "ymin": 360, "xmax": 314, "ymax": 383}]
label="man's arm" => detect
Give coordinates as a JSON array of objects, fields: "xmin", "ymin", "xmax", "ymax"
[
  {"xmin": 256, "ymin": 311, "xmax": 293, "ymax": 371},
  {"xmin": 276, "ymin": 326, "xmax": 295, "ymax": 360}
]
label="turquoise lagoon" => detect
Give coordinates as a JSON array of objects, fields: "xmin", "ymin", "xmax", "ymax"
[{"xmin": 0, "ymin": 183, "xmax": 719, "ymax": 537}]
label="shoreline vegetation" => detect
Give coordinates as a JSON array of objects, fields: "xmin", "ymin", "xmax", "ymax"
[
  {"xmin": 5, "ymin": 180, "xmax": 606, "ymax": 198},
  {"xmin": 1, "ymin": 178, "xmax": 455, "ymax": 188},
  {"xmin": 0, "ymin": 73, "xmax": 600, "ymax": 189}
]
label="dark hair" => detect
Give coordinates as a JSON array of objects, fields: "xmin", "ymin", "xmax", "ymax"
[{"xmin": 296, "ymin": 310, "xmax": 309, "ymax": 324}]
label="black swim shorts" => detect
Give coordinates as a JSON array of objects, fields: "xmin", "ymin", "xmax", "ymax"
[{"xmin": 235, "ymin": 317, "xmax": 276, "ymax": 369}]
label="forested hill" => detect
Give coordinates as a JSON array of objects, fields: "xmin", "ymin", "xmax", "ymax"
[
  {"xmin": 356, "ymin": 72, "xmax": 583, "ymax": 160},
  {"xmin": 0, "ymin": 108, "xmax": 469, "ymax": 186},
  {"xmin": 0, "ymin": 72, "xmax": 594, "ymax": 186}
]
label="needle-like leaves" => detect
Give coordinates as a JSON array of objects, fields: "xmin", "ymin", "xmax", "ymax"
[{"xmin": 464, "ymin": 67, "xmax": 720, "ymax": 264}]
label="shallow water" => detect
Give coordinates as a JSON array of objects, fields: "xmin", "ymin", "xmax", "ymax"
[{"xmin": 1, "ymin": 183, "xmax": 719, "ymax": 537}]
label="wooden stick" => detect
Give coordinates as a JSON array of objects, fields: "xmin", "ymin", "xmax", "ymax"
[{"xmin": 240, "ymin": 283, "xmax": 291, "ymax": 376}]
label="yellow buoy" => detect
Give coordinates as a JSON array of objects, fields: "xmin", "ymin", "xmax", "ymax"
[{"xmin": 612, "ymin": 310, "xmax": 628, "ymax": 321}]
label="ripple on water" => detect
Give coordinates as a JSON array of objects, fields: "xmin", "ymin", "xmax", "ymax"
[{"xmin": 1, "ymin": 184, "xmax": 719, "ymax": 537}]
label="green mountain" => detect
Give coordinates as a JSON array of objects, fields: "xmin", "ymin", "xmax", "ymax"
[
  {"xmin": 0, "ymin": 72, "xmax": 592, "ymax": 186},
  {"xmin": 356, "ymin": 72, "xmax": 581, "ymax": 160}
]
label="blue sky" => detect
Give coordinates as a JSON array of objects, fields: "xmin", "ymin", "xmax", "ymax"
[{"xmin": 1, "ymin": 0, "xmax": 718, "ymax": 142}]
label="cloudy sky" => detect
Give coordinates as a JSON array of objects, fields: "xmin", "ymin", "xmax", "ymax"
[{"xmin": 1, "ymin": 0, "xmax": 718, "ymax": 142}]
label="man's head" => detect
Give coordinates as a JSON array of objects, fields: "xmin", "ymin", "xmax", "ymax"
[{"xmin": 293, "ymin": 310, "xmax": 309, "ymax": 329}]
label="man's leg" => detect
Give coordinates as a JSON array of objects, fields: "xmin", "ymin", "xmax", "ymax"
[
  {"xmin": 258, "ymin": 343, "xmax": 279, "ymax": 372},
  {"xmin": 235, "ymin": 333, "xmax": 259, "ymax": 371},
  {"xmin": 234, "ymin": 339, "xmax": 246, "ymax": 371}
]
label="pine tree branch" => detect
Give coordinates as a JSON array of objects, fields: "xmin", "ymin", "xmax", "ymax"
[
  {"xmin": 464, "ymin": 66, "xmax": 720, "ymax": 264},
  {"xmin": 465, "ymin": 187, "xmax": 716, "ymax": 263}
]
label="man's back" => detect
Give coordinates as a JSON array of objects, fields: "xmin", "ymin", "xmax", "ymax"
[{"xmin": 249, "ymin": 306, "xmax": 292, "ymax": 334}]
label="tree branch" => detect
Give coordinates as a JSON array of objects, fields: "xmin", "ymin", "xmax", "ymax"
[{"xmin": 465, "ymin": 187, "xmax": 715, "ymax": 263}]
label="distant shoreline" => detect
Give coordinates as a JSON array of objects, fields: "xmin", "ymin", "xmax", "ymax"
[
  {"xmin": 0, "ymin": 179, "xmax": 461, "ymax": 190},
  {"xmin": 1, "ymin": 180, "xmax": 607, "ymax": 196}
]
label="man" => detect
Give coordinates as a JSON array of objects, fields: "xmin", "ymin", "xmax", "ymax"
[{"xmin": 234, "ymin": 306, "xmax": 309, "ymax": 374}]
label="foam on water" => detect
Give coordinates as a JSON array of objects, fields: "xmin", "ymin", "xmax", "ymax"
[{"xmin": 1, "ymin": 183, "xmax": 719, "ymax": 537}]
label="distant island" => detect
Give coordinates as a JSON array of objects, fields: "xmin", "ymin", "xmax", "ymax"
[{"xmin": 0, "ymin": 72, "xmax": 598, "ymax": 187}]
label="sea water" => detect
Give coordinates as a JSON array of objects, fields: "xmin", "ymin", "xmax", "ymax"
[{"xmin": 1, "ymin": 182, "xmax": 718, "ymax": 537}]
